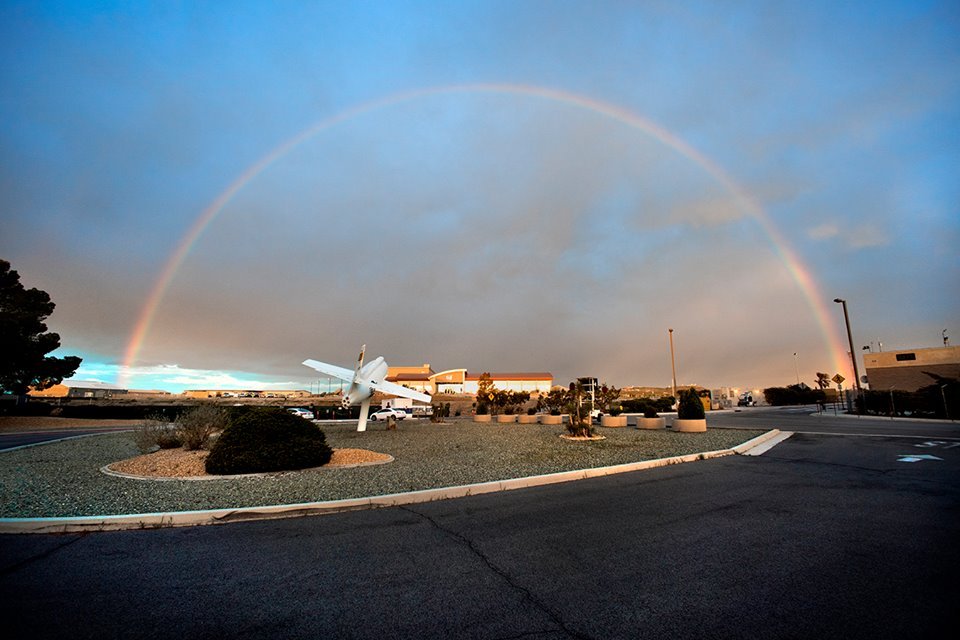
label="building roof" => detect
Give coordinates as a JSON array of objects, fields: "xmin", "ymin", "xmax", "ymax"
[
  {"xmin": 465, "ymin": 372, "xmax": 553, "ymax": 380},
  {"xmin": 60, "ymin": 380, "xmax": 128, "ymax": 391},
  {"xmin": 386, "ymin": 373, "xmax": 433, "ymax": 382}
]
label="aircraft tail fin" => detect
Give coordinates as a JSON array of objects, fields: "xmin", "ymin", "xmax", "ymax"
[{"xmin": 354, "ymin": 344, "xmax": 366, "ymax": 376}]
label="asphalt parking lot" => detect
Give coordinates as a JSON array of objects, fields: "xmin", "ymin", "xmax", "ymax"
[{"xmin": 1, "ymin": 410, "xmax": 958, "ymax": 639}]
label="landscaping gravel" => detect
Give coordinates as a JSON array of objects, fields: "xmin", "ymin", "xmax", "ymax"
[{"xmin": 0, "ymin": 419, "xmax": 765, "ymax": 518}]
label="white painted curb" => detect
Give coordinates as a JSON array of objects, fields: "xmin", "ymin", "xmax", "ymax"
[{"xmin": 0, "ymin": 429, "xmax": 786, "ymax": 534}]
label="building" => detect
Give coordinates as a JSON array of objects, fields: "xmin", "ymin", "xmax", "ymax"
[
  {"xmin": 181, "ymin": 389, "xmax": 310, "ymax": 399},
  {"xmin": 29, "ymin": 380, "xmax": 128, "ymax": 399},
  {"xmin": 386, "ymin": 366, "xmax": 553, "ymax": 395},
  {"xmin": 385, "ymin": 364, "xmax": 436, "ymax": 394},
  {"xmin": 863, "ymin": 346, "xmax": 960, "ymax": 392},
  {"xmin": 466, "ymin": 372, "xmax": 552, "ymax": 394}
]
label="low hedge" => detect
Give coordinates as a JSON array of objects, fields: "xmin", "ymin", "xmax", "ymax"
[{"xmin": 205, "ymin": 407, "xmax": 333, "ymax": 475}]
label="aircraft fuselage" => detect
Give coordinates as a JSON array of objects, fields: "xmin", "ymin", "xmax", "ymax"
[{"xmin": 342, "ymin": 356, "xmax": 388, "ymax": 407}]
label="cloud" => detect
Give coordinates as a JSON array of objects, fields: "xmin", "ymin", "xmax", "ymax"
[
  {"xmin": 74, "ymin": 362, "xmax": 308, "ymax": 393},
  {"xmin": 807, "ymin": 223, "xmax": 839, "ymax": 241}
]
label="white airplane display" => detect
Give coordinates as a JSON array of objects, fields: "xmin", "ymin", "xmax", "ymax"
[{"xmin": 303, "ymin": 345, "xmax": 431, "ymax": 432}]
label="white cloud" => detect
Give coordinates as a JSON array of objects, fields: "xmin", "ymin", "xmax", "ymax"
[
  {"xmin": 72, "ymin": 362, "xmax": 309, "ymax": 393},
  {"xmin": 807, "ymin": 223, "xmax": 839, "ymax": 240}
]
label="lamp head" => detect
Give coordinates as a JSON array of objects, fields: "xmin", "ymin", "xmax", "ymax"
[{"xmin": 833, "ymin": 298, "xmax": 844, "ymax": 304}]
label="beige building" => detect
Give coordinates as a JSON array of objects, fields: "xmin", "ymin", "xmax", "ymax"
[
  {"xmin": 863, "ymin": 346, "xmax": 960, "ymax": 392},
  {"xmin": 386, "ymin": 365, "xmax": 552, "ymax": 395},
  {"xmin": 385, "ymin": 364, "xmax": 436, "ymax": 394},
  {"xmin": 182, "ymin": 389, "xmax": 310, "ymax": 399},
  {"xmin": 464, "ymin": 372, "xmax": 553, "ymax": 394},
  {"xmin": 29, "ymin": 380, "xmax": 128, "ymax": 399}
]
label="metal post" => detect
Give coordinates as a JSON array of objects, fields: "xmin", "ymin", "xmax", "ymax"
[
  {"xmin": 668, "ymin": 329, "xmax": 678, "ymax": 401},
  {"xmin": 834, "ymin": 298, "xmax": 862, "ymax": 412},
  {"xmin": 793, "ymin": 352, "xmax": 800, "ymax": 386}
]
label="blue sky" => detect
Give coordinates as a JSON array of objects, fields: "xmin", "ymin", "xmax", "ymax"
[{"xmin": 2, "ymin": 1, "xmax": 958, "ymax": 393}]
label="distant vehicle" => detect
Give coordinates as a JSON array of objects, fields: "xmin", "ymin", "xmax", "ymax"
[
  {"xmin": 737, "ymin": 392, "xmax": 755, "ymax": 407},
  {"xmin": 591, "ymin": 409, "xmax": 603, "ymax": 424},
  {"xmin": 369, "ymin": 408, "xmax": 407, "ymax": 421},
  {"xmin": 287, "ymin": 408, "xmax": 314, "ymax": 419}
]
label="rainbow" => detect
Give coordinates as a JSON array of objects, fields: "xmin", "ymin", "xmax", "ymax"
[{"xmin": 120, "ymin": 83, "xmax": 849, "ymax": 385}]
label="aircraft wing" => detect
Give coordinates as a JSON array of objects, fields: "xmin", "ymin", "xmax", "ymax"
[
  {"xmin": 370, "ymin": 378, "xmax": 432, "ymax": 404},
  {"xmin": 302, "ymin": 359, "xmax": 356, "ymax": 383}
]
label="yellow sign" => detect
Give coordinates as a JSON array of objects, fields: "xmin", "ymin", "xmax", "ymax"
[{"xmin": 832, "ymin": 373, "xmax": 845, "ymax": 385}]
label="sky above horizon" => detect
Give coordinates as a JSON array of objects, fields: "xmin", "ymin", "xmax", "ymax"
[{"xmin": 2, "ymin": 1, "xmax": 958, "ymax": 394}]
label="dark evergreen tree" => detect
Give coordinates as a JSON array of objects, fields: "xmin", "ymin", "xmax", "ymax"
[{"xmin": 0, "ymin": 260, "xmax": 81, "ymax": 402}]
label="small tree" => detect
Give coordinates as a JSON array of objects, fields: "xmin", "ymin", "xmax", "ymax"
[
  {"xmin": 595, "ymin": 383, "xmax": 621, "ymax": 416},
  {"xmin": 541, "ymin": 388, "xmax": 567, "ymax": 415},
  {"xmin": 508, "ymin": 391, "xmax": 530, "ymax": 415},
  {"xmin": 564, "ymin": 381, "xmax": 594, "ymax": 437},
  {"xmin": 490, "ymin": 388, "xmax": 512, "ymax": 416},
  {"xmin": 0, "ymin": 260, "xmax": 81, "ymax": 403},
  {"xmin": 677, "ymin": 387, "xmax": 705, "ymax": 419},
  {"xmin": 476, "ymin": 372, "xmax": 494, "ymax": 415}
]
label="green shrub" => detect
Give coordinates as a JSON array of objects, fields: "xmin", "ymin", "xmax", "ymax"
[
  {"xmin": 763, "ymin": 385, "xmax": 826, "ymax": 406},
  {"xmin": 677, "ymin": 388, "xmax": 705, "ymax": 420},
  {"xmin": 175, "ymin": 405, "xmax": 229, "ymax": 450},
  {"xmin": 642, "ymin": 403, "xmax": 659, "ymax": 419},
  {"xmin": 205, "ymin": 407, "xmax": 332, "ymax": 475},
  {"xmin": 133, "ymin": 414, "xmax": 183, "ymax": 453}
]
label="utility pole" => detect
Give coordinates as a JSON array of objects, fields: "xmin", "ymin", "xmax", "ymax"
[
  {"xmin": 794, "ymin": 352, "xmax": 800, "ymax": 386},
  {"xmin": 834, "ymin": 298, "xmax": 863, "ymax": 413}
]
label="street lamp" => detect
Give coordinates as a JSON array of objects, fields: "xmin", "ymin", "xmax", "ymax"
[
  {"xmin": 834, "ymin": 298, "xmax": 863, "ymax": 412},
  {"xmin": 668, "ymin": 328, "xmax": 678, "ymax": 401},
  {"xmin": 793, "ymin": 352, "xmax": 800, "ymax": 386}
]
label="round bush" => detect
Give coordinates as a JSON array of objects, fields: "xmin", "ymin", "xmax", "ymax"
[
  {"xmin": 677, "ymin": 387, "xmax": 706, "ymax": 420},
  {"xmin": 205, "ymin": 408, "xmax": 333, "ymax": 475}
]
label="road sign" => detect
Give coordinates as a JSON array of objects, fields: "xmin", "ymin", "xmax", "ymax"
[
  {"xmin": 897, "ymin": 454, "xmax": 943, "ymax": 463},
  {"xmin": 832, "ymin": 373, "xmax": 845, "ymax": 385}
]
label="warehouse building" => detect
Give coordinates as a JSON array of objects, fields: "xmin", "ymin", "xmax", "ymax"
[
  {"xmin": 863, "ymin": 346, "xmax": 960, "ymax": 392},
  {"xmin": 29, "ymin": 380, "xmax": 128, "ymax": 399}
]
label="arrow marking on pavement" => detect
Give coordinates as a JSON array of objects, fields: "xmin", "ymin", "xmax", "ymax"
[{"xmin": 897, "ymin": 454, "xmax": 944, "ymax": 463}]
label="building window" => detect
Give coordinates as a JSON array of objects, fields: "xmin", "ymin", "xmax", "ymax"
[{"xmin": 895, "ymin": 353, "xmax": 917, "ymax": 361}]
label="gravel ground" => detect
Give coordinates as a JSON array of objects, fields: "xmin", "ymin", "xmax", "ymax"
[{"xmin": 0, "ymin": 419, "xmax": 764, "ymax": 518}]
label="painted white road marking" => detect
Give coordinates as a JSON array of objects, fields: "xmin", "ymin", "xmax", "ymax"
[
  {"xmin": 897, "ymin": 454, "xmax": 943, "ymax": 463},
  {"xmin": 915, "ymin": 441, "xmax": 960, "ymax": 449}
]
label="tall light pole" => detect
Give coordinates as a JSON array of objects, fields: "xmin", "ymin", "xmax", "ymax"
[
  {"xmin": 793, "ymin": 352, "xmax": 800, "ymax": 386},
  {"xmin": 668, "ymin": 328, "xmax": 678, "ymax": 401},
  {"xmin": 833, "ymin": 298, "xmax": 862, "ymax": 411}
]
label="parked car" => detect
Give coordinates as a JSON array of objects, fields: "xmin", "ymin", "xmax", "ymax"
[
  {"xmin": 287, "ymin": 408, "xmax": 314, "ymax": 419},
  {"xmin": 369, "ymin": 408, "xmax": 407, "ymax": 421}
]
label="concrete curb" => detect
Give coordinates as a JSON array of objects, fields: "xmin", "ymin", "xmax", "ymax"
[
  {"xmin": 0, "ymin": 429, "xmax": 785, "ymax": 534},
  {"xmin": 731, "ymin": 428, "xmax": 786, "ymax": 454}
]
